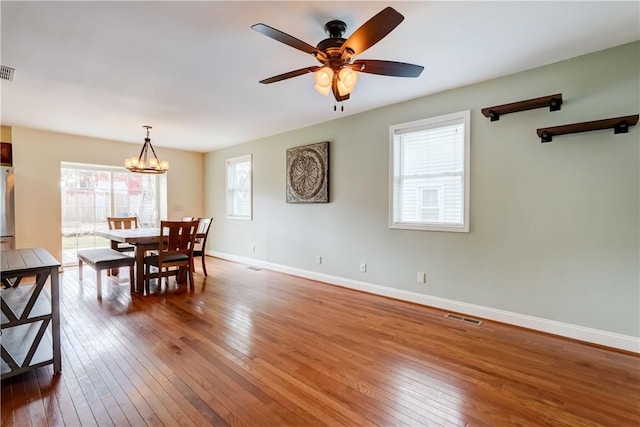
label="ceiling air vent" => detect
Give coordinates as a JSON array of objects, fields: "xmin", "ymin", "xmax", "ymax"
[
  {"xmin": 445, "ymin": 313, "xmax": 483, "ymax": 326},
  {"xmin": 0, "ymin": 66, "xmax": 15, "ymax": 81}
]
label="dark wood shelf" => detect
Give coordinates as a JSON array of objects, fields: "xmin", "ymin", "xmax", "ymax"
[
  {"xmin": 482, "ymin": 94, "xmax": 562, "ymax": 121},
  {"xmin": 0, "ymin": 248, "xmax": 61, "ymax": 380},
  {"xmin": 536, "ymin": 114, "xmax": 639, "ymax": 143},
  {"xmin": 0, "ymin": 322, "xmax": 53, "ymax": 377}
]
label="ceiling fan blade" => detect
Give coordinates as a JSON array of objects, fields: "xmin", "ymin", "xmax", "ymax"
[
  {"xmin": 259, "ymin": 66, "xmax": 321, "ymax": 84},
  {"xmin": 339, "ymin": 7, "xmax": 404, "ymax": 58},
  {"xmin": 252, "ymin": 23, "xmax": 327, "ymax": 62},
  {"xmin": 350, "ymin": 60, "xmax": 424, "ymax": 77}
]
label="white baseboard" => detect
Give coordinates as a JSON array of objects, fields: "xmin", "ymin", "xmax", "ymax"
[{"xmin": 209, "ymin": 251, "xmax": 640, "ymax": 353}]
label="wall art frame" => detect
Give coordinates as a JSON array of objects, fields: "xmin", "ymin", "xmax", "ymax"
[{"xmin": 286, "ymin": 141, "xmax": 329, "ymax": 203}]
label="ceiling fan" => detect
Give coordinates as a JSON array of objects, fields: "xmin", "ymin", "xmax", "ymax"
[{"xmin": 251, "ymin": 7, "xmax": 424, "ymax": 108}]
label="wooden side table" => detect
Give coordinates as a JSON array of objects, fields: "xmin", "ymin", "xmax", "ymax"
[{"xmin": 1, "ymin": 247, "xmax": 61, "ymax": 379}]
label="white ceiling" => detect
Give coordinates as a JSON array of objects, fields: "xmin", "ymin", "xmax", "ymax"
[{"xmin": 1, "ymin": 1, "xmax": 638, "ymax": 152}]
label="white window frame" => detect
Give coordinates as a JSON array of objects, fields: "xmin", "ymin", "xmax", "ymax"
[
  {"xmin": 389, "ymin": 110, "xmax": 470, "ymax": 232},
  {"xmin": 226, "ymin": 154, "xmax": 252, "ymax": 220}
]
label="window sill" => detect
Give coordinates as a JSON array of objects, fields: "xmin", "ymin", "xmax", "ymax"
[{"xmin": 389, "ymin": 222, "xmax": 469, "ymax": 233}]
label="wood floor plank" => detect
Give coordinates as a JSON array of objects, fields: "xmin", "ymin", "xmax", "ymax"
[
  {"xmin": 1, "ymin": 377, "xmax": 15, "ymax": 427},
  {"xmin": 38, "ymin": 365, "xmax": 83, "ymax": 427},
  {"xmin": 6, "ymin": 373, "xmax": 31, "ymax": 427},
  {"xmin": 67, "ymin": 289, "xmax": 192, "ymax": 427},
  {"xmin": 34, "ymin": 367, "xmax": 65, "ymax": 427},
  {"xmin": 1, "ymin": 255, "xmax": 638, "ymax": 426}
]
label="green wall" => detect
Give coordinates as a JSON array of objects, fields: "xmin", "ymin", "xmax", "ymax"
[{"xmin": 205, "ymin": 42, "xmax": 639, "ymax": 338}]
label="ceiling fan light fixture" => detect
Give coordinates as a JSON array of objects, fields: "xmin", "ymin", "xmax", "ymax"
[
  {"xmin": 314, "ymin": 83, "xmax": 331, "ymax": 96},
  {"xmin": 337, "ymin": 67, "xmax": 359, "ymax": 96},
  {"xmin": 314, "ymin": 66, "xmax": 333, "ymax": 86},
  {"xmin": 339, "ymin": 67, "xmax": 358, "ymax": 87}
]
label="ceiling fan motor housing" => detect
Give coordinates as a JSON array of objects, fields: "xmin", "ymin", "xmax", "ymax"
[
  {"xmin": 317, "ymin": 20, "xmax": 350, "ymax": 59},
  {"xmin": 324, "ymin": 20, "xmax": 347, "ymax": 38}
]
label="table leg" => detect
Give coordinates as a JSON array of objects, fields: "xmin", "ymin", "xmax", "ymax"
[
  {"xmin": 50, "ymin": 266, "xmax": 61, "ymax": 374},
  {"xmin": 109, "ymin": 241, "xmax": 119, "ymax": 276},
  {"xmin": 135, "ymin": 245, "xmax": 145, "ymax": 294}
]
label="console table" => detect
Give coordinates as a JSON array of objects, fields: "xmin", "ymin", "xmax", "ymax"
[{"xmin": 1, "ymin": 247, "xmax": 61, "ymax": 380}]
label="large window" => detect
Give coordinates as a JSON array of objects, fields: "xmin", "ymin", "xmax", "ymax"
[
  {"xmin": 60, "ymin": 162, "xmax": 162, "ymax": 265},
  {"xmin": 389, "ymin": 110, "xmax": 470, "ymax": 232},
  {"xmin": 226, "ymin": 154, "xmax": 252, "ymax": 220}
]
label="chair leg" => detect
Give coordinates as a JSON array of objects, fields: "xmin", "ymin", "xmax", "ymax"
[
  {"xmin": 78, "ymin": 259, "xmax": 83, "ymax": 281},
  {"xmin": 129, "ymin": 265, "xmax": 134, "ymax": 294},
  {"xmin": 185, "ymin": 264, "xmax": 191, "ymax": 291},
  {"xmin": 96, "ymin": 270, "xmax": 103, "ymax": 300},
  {"xmin": 144, "ymin": 264, "xmax": 150, "ymax": 295},
  {"xmin": 201, "ymin": 255, "xmax": 207, "ymax": 276}
]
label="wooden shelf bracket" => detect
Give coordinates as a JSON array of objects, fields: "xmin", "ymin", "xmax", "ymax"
[
  {"xmin": 536, "ymin": 114, "xmax": 639, "ymax": 143},
  {"xmin": 482, "ymin": 94, "xmax": 562, "ymax": 122}
]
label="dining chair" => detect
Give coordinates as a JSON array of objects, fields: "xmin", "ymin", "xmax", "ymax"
[
  {"xmin": 143, "ymin": 220, "xmax": 198, "ymax": 294},
  {"xmin": 192, "ymin": 217, "xmax": 213, "ymax": 276},
  {"xmin": 106, "ymin": 216, "xmax": 138, "ymax": 254}
]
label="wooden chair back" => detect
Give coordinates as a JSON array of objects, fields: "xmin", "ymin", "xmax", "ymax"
[
  {"xmin": 143, "ymin": 220, "xmax": 198, "ymax": 293},
  {"xmin": 193, "ymin": 218, "xmax": 213, "ymax": 276},
  {"xmin": 106, "ymin": 216, "xmax": 138, "ymax": 254},
  {"xmin": 107, "ymin": 216, "xmax": 138, "ymax": 230},
  {"xmin": 159, "ymin": 220, "xmax": 198, "ymax": 258},
  {"xmin": 196, "ymin": 218, "xmax": 213, "ymax": 244}
]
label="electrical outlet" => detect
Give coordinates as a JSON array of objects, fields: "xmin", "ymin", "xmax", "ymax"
[
  {"xmin": 417, "ymin": 272, "xmax": 426, "ymax": 283},
  {"xmin": 360, "ymin": 262, "xmax": 367, "ymax": 273},
  {"xmin": 251, "ymin": 245, "xmax": 256, "ymax": 253},
  {"xmin": 315, "ymin": 255, "xmax": 322, "ymax": 264}
]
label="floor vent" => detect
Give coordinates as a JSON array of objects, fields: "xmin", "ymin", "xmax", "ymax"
[
  {"xmin": 247, "ymin": 266, "xmax": 262, "ymax": 271},
  {"xmin": 445, "ymin": 313, "xmax": 483, "ymax": 326},
  {"xmin": 0, "ymin": 66, "xmax": 15, "ymax": 81}
]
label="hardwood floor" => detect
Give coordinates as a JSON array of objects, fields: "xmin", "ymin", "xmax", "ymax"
[{"xmin": 1, "ymin": 256, "xmax": 639, "ymax": 426}]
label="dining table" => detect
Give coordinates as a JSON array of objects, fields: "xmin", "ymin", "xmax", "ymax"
[
  {"xmin": 94, "ymin": 226, "xmax": 205, "ymax": 294},
  {"xmin": 94, "ymin": 228, "xmax": 162, "ymax": 293}
]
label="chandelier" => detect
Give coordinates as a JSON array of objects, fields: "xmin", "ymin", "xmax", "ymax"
[{"xmin": 125, "ymin": 125, "xmax": 168, "ymax": 174}]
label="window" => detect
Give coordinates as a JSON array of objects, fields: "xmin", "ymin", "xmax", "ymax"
[
  {"xmin": 389, "ymin": 110, "xmax": 470, "ymax": 232},
  {"xmin": 60, "ymin": 162, "xmax": 163, "ymax": 265},
  {"xmin": 226, "ymin": 154, "xmax": 252, "ymax": 220}
]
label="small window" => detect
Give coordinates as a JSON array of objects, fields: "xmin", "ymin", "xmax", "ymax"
[
  {"xmin": 226, "ymin": 154, "xmax": 252, "ymax": 220},
  {"xmin": 389, "ymin": 110, "xmax": 470, "ymax": 232}
]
